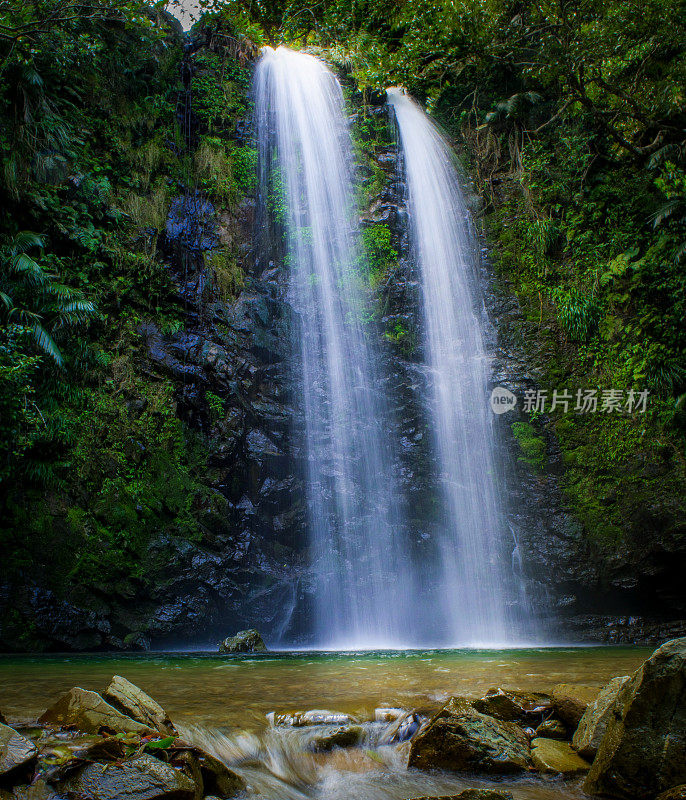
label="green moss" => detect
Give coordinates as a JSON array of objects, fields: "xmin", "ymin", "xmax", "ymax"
[
  {"xmin": 362, "ymin": 223, "xmax": 397, "ymax": 285},
  {"xmin": 511, "ymin": 421, "xmax": 547, "ymax": 470}
]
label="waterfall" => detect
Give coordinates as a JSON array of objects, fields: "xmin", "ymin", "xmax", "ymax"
[
  {"xmin": 387, "ymin": 89, "xmax": 534, "ymax": 644},
  {"xmin": 254, "ymin": 48, "xmax": 416, "ymax": 648}
]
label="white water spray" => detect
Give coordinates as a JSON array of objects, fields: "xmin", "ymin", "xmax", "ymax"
[
  {"xmin": 254, "ymin": 48, "xmax": 416, "ymax": 648},
  {"xmin": 387, "ymin": 89, "xmax": 534, "ymax": 643}
]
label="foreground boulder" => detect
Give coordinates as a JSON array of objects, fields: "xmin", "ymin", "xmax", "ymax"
[
  {"xmin": 584, "ymin": 637, "xmax": 686, "ymax": 799},
  {"xmin": 59, "ymin": 753, "xmax": 195, "ymax": 800},
  {"xmin": 408, "ymin": 698, "xmax": 531, "ymax": 774},
  {"xmin": 531, "ymin": 738, "xmax": 589, "ymax": 775},
  {"xmin": 103, "ymin": 676, "xmax": 176, "ymax": 736},
  {"xmin": 0, "ymin": 723, "xmax": 37, "ymax": 781},
  {"xmin": 572, "ymin": 675, "xmax": 630, "ymax": 759},
  {"xmin": 38, "ymin": 688, "xmax": 154, "ymax": 734},
  {"xmin": 550, "ymin": 684, "xmax": 599, "ymax": 727},
  {"xmin": 218, "ymin": 629, "xmax": 266, "ymax": 654}
]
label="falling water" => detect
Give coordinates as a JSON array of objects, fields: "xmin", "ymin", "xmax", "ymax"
[
  {"xmin": 254, "ymin": 48, "xmax": 415, "ymax": 648},
  {"xmin": 387, "ymin": 89, "xmax": 533, "ymax": 644}
]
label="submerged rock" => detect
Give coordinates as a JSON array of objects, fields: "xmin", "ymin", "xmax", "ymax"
[
  {"xmin": 58, "ymin": 752, "xmax": 195, "ymax": 800},
  {"xmin": 267, "ymin": 709, "xmax": 354, "ymax": 727},
  {"xmin": 410, "ymin": 790, "xmax": 514, "ymax": 800},
  {"xmin": 572, "ymin": 675, "xmax": 630, "ymax": 759},
  {"xmin": 103, "ymin": 676, "xmax": 176, "ymax": 736},
  {"xmin": 309, "ymin": 725, "xmax": 364, "ymax": 752},
  {"xmin": 531, "ymin": 738, "xmax": 590, "ymax": 775},
  {"xmin": 0, "ymin": 722, "xmax": 37, "ymax": 781},
  {"xmin": 38, "ymin": 687, "xmax": 154, "ymax": 735},
  {"xmin": 408, "ymin": 697, "xmax": 531, "ymax": 774},
  {"xmin": 374, "ymin": 707, "xmax": 406, "ymax": 722},
  {"xmin": 534, "ymin": 719, "xmax": 567, "ymax": 739},
  {"xmin": 218, "ymin": 628, "xmax": 267, "ymax": 654},
  {"xmin": 550, "ymin": 684, "xmax": 599, "ymax": 727},
  {"xmin": 584, "ymin": 637, "xmax": 686, "ymax": 799},
  {"xmin": 473, "ymin": 688, "xmax": 549, "ymax": 722},
  {"xmin": 379, "ymin": 711, "xmax": 422, "ymax": 744}
]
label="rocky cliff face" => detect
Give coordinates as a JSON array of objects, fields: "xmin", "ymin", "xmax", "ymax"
[{"xmin": 1, "ymin": 35, "xmax": 683, "ymax": 652}]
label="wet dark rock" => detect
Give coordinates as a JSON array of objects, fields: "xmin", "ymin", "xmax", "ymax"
[
  {"xmin": 658, "ymin": 787, "xmax": 686, "ymax": 800},
  {"xmin": 408, "ymin": 697, "xmax": 531, "ymax": 774},
  {"xmin": 172, "ymin": 747, "xmax": 245, "ymax": 798},
  {"xmin": 58, "ymin": 753, "xmax": 195, "ymax": 800},
  {"xmin": 0, "ymin": 723, "xmax": 37, "ymax": 782},
  {"xmin": 218, "ymin": 628, "xmax": 267, "ymax": 654},
  {"xmin": 535, "ymin": 719, "xmax": 567, "ymax": 739},
  {"xmin": 309, "ymin": 725, "xmax": 364, "ymax": 752},
  {"xmin": 584, "ymin": 637, "xmax": 686, "ymax": 799},
  {"xmin": 410, "ymin": 788, "xmax": 514, "ymax": 799}
]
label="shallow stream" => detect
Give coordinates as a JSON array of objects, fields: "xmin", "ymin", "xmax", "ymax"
[{"xmin": 0, "ymin": 647, "xmax": 649, "ymax": 799}]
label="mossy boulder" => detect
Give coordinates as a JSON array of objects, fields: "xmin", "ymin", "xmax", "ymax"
[
  {"xmin": 38, "ymin": 688, "xmax": 154, "ymax": 735},
  {"xmin": 584, "ymin": 638, "xmax": 686, "ymax": 798},
  {"xmin": 572, "ymin": 675, "xmax": 630, "ymax": 759},
  {"xmin": 531, "ymin": 738, "xmax": 590, "ymax": 775},
  {"xmin": 407, "ymin": 697, "xmax": 531, "ymax": 774},
  {"xmin": 218, "ymin": 628, "xmax": 267, "ymax": 654}
]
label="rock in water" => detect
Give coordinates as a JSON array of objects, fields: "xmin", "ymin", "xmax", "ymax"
[
  {"xmin": 535, "ymin": 719, "xmax": 567, "ymax": 739},
  {"xmin": 550, "ymin": 684, "xmax": 599, "ymax": 727},
  {"xmin": 309, "ymin": 725, "xmax": 364, "ymax": 752},
  {"xmin": 473, "ymin": 688, "xmax": 549, "ymax": 722},
  {"xmin": 103, "ymin": 676, "xmax": 176, "ymax": 735},
  {"xmin": 38, "ymin": 687, "xmax": 154, "ymax": 734},
  {"xmin": 218, "ymin": 628, "xmax": 267, "ymax": 654},
  {"xmin": 59, "ymin": 753, "xmax": 195, "ymax": 800},
  {"xmin": 408, "ymin": 697, "xmax": 531, "ymax": 774},
  {"xmin": 657, "ymin": 787, "xmax": 686, "ymax": 800},
  {"xmin": 531, "ymin": 738, "xmax": 590, "ymax": 775},
  {"xmin": 0, "ymin": 722, "xmax": 37, "ymax": 780},
  {"xmin": 410, "ymin": 791, "xmax": 514, "ymax": 800},
  {"xmin": 572, "ymin": 675, "xmax": 630, "ymax": 759},
  {"xmin": 584, "ymin": 637, "xmax": 686, "ymax": 798}
]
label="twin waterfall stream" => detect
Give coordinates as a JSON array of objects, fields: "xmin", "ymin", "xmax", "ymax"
[{"xmin": 255, "ymin": 47, "xmax": 535, "ymax": 648}]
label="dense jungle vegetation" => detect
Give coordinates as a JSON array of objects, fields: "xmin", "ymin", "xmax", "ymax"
[{"xmin": 0, "ymin": 0, "xmax": 684, "ymax": 647}]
